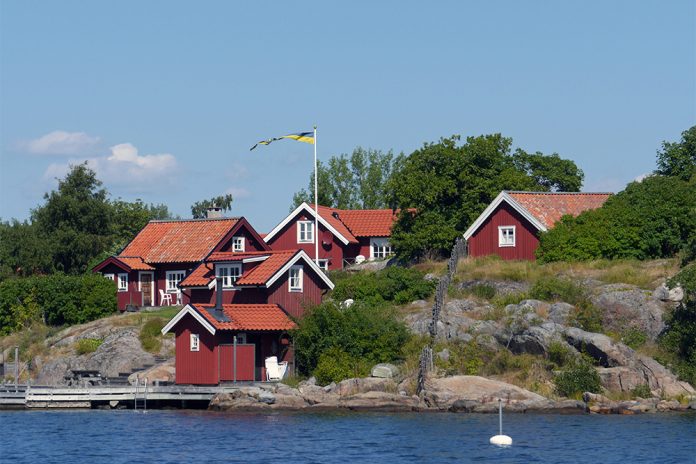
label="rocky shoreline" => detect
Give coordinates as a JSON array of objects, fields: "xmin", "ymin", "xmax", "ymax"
[{"xmin": 208, "ymin": 375, "xmax": 696, "ymax": 415}]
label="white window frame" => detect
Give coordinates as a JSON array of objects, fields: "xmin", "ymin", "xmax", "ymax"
[
  {"xmin": 370, "ymin": 238, "xmax": 393, "ymax": 260},
  {"xmin": 232, "ymin": 236, "xmax": 245, "ymax": 252},
  {"xmin": 289, "ymin": 265, "xmax": 303, "ymax": 292},
  {"xmin": 498, "ymin": 225, "xmax": 516, "ymax": 247},
  {"xmin": 166, "ymin": 270, "xmax": 186, "ymax": 293},
  {"xmin": 216, "ymin": 263, "xmax": 242, "ymax": 290},
  {"xmin": 190, "ymin": 333, "xmax": 200, "ymax": 352},
  {"xmin": 103, "ymin": 273, "xmax": 115, "ymax": 281},
  {"xmin": 117, "ymin": 273, "xmax": 128, "ymax": 292},
  {"xmin": 317, "ymin": 259, "xmax": 329, "ymax": 272},
  {"xmin": 297, "ymin": 221, "xmax": 314, "ymax": 244}
]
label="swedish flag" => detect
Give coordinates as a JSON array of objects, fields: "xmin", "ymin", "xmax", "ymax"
[{"xmin": 250, "ymin": 131, "xmax": 315, "ymax": 151}]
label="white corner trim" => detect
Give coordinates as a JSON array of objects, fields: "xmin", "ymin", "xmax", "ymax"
[
  {"xmin": 263, "ymin": 202, "xmax": 351, "ymax": 245},
  {"xmin": 161, "ymin": 304, "xmax": 216, "ymax": 336},
  {"xmin": 462, "ymin": 191, "xmax": 547, "ymax": 240},
  {"xmin": 242, "ymin": 256, "xmax": 269, "ymax": 263},
  {"xmin": 265, "ymin": 250, "xmax": 335, "ymax": 290}
]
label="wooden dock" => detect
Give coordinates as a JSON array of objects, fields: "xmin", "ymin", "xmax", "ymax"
[{"xmin": 0, "ymin": 383, "xmax": 250, "ymax": 409}]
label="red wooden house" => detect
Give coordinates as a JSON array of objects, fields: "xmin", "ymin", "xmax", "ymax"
[
  {"xmin": 263, "ymin": 202, "xmax": 398, "ymax": 270},
  {"xmin": 463, "ymin": 191, "xmax": 612, "ymax": 261},
  {"xmin": 161, "ymin": 249, "xmax": 334, "ymax": 384},
  {"xmin": 93, "ymin": 216, "xmax": 269, "ymax": 311}
]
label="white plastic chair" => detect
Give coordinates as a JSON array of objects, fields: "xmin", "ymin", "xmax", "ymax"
[
  {"xmin": 159, "ymin": 289, "xmax": 172, "ymax": 306},
  {"xmin": 265, "ymin": 356, "xmax": 288, "ymax": 381}
]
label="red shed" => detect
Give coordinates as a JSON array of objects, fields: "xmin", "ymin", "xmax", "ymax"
[{"xmin": 464, "ymin": 191, "xmax": 612, "ymax": 261}]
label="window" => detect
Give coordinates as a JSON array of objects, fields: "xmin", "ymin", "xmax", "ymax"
[
  {"xmin": 166, "ymin": 270, "xmax": 186, "ymax": 293},
  {"xmin": 190, "ymin": 333, "xmax": 199, "ymax": 352},
  {"xmin": 297, "ymin": 221, "xmax": 314, "ymax": 243},
  {"xmin": 317, "ymin": 259, "xmax": 329, "ymax": 272},
  {"xmin": 370, "ymin": 238, "xmax": 393, "ymax": 260},
  {"xmin": 217, "ymin": 264, "xmax": 242, "ymax": 289},
  {"xmin": 498, "ymin": 226, "xmax": 516, "ymax": 247},
  {"xmin": 232, "ymin": 236, "xmax": 245, "ymax": 252},
  {"xmin": 289, "ymin": 265, "xmax": 303, "ymax": 292},
  {"xmin": 103, "ymin": 273, "xmax": 115, "ymax": 281},
  {"xmin": 117, "ymin": 273, "xmax": 128, "ymax": 292}
]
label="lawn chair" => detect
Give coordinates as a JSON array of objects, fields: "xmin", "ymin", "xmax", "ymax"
[
  {"xmin": 159, "ymin": 289, "xmax": 172, "ymax": 306},
  {"xmin": 265, "ymin": 356, "xmax": 288, "ymax": 381}
]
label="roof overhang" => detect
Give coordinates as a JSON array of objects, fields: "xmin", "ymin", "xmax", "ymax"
[
  {"xmin": 265, "ymin": 250, "xmax": 335, "ymax": 290},
  {"xmin": 463, "ymin": 191, "xmax": 548, "ymax": 240},
  {"xmin": 161, "ymin": 304, "xmax": 216, "ymax": 336},
  {"xmin": 92, "ymin": 256, "xmax": 131, "ymax": 273},
  {"xmin": 263, "ymin": 202, "xmax": 351, "ymax": 245}
]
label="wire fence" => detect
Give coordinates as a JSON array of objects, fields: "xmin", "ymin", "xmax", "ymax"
[{"xmin": 416, "ymin": 237, "xmax": 467, "ymax": 394}]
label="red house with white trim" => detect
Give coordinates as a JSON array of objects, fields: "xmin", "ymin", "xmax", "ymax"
[
  {"xmin": 463, "ymin": 191, "xmax": 612, "ymax": 261},
  {"xmin": 93, "ymin": 216, "xmax": 269, "ymax": 311},
  {"xmin": 161, "ymin": 249, "xmax": 334, "ymax": 384},
  {"xmin": 263, "ymin": 202, "xmax": 398, "ymax": 270}
]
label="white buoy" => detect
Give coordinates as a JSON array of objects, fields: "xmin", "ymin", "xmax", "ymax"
[{"xmin": 489, "ymin": 398, "xmax": 512, "ymax": 446}]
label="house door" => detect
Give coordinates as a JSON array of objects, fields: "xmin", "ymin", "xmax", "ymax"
[
  {"xmin": 219, "ymin": 344, "xmax": 256, "ymax": 382},
  {"xmin": 140, "ymin": 273, "xmax": 154, "ymax": 306}
]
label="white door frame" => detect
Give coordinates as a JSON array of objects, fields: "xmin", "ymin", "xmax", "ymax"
[{"xmin": 138, "ymin": 271, "xmax": 155, "ymax": 306}]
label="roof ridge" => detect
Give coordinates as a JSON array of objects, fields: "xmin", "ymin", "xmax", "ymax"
[
  {"xmin": 505, "ymin": 190, "xmax": 613, "ymax": 195},
  {"xmin": 149, "ymin": 217, "xmax": 240, "ymax": 223}
]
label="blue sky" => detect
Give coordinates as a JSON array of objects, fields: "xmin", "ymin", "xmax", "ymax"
[{"xmin": 1, "ymin": 1, "xmax": 694, "ymax": 232}]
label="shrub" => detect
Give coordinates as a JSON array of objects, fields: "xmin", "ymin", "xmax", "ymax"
[
  {"xmin": 548, "ymin": 341, "xmax": 573, "ymax": 367},
  {"xmin": 330, "ymin": 266, "xmax": 436, "ymax": 306},
  {"xmin": 631, "ymin": 384, "xmax": 652, "ymax": 398},
  {"xmin": 313, "ymin": 347, "xmax": 369, "ymax": 385},
  {"xmin": 293, "ymin": 301, "xmax": 410, "ymax": 376},
  {"xmin": 621, "ymin": 328, "xmax": 647, "ymax": 349},
  {"xmin": 530, "ymin": 277, "xmax": 603, "ymax": 332},
  {"xmin": 139, "ymin": 317, "xmax": 165, "ymax": 353},
  {"xmin": 554, "ymin": 356, "xmax": 601, "ymax": 397},
  {"xmin": 75, "ymin": 338, "xmax": 103, "ymax": 355},
  {"xmin": 471, "ymin": 284, "xmax": 496, "ymax": 300}
]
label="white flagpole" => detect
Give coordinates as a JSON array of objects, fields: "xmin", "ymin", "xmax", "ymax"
[{"xmin": 313, "ymin": 125, "xmax": 319, "ymax": 265}]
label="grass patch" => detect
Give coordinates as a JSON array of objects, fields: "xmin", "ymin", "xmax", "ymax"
[
  {"xmin": 139, "ymin": 317, "xmax": 166, "ymax": 353},
  {"xmin": 491, "ymin": 292, "xmax": 529, "ymax": 309},
  {"xmin": 75, "ymin": 338, "xmax": 103, "ymax": 355}
]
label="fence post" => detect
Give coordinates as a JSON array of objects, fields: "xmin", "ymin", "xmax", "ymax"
[{"xmin": 14, "ymin": 346, "xmax": 19, "ymax": 392}]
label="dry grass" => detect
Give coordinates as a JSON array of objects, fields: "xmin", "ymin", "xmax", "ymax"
[{"xmin": 454, "ymin": 256, "xmax": 678, "ymax": 290}]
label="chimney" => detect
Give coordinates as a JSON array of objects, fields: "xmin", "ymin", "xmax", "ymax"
[
  {"xmin": 215, "ymin": 277, "xmax": 224, "ymax": 312},
  {"xmin": 206, "ymin": 205, "xmax": 222, "ymax": 219}
]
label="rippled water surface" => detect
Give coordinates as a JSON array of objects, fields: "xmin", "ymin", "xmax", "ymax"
[{"xmin": 3, "ymin": 410, "xmax": 695, "ymax": 463}]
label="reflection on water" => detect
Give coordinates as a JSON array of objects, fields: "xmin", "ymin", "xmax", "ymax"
[{"xmin": 3, "ymin": 410, "xmax": 695, "ymax": 463}]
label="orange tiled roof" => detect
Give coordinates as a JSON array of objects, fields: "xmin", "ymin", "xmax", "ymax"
[
  {"xmin": 179, "ymin": 263, "xmax": 214, "ymax": 288},
  {"xmin": 120, "ymin": 218, "xmax": 239, "ymax": 264},
  {"xmin": 196, "ymin": 304, "xmax": 296, "ymax": 331},
  {"xmin": 310, "ymin": 205, "xmax": 358, "ymax": 243},
  {"xmin": 336, "ymin": 209, "xmax": 398, "ymax": 237},
  {"xmin": 507, "ymin": 192, "xmax": 612, "ymax": 229},
  {"xmin": 207, "ymin": 251, "xmax": 272, "ymax": 262},
  {"xmin": 236, "ymin": 250, "xmax": 298, "ymax": 286}
]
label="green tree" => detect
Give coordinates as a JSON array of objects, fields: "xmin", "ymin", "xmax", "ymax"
[
  {"xmin": 388, "ymin": 134, "xmax": 583, "ymax": 260},
  {"xmin": 0, "ymin": 220, "xmax": 53, "ymax": 279},
  {"xmin": 191, "ymin": 194, "xmax": 233, "ymax": 219},
  {"xmin": 31, "ymin": 163, "xmax": 113, "ymax": 274},
  {"xmin": 656, "ymin": 126, "xmax": 696, "ymax": 181},
  {"xmin": 110, "ymin": 199, "xmax": 174, "ymax": 245},
  {"xmin": 292, "ymin": 147, "xmax": 403, "ymax": 210}
]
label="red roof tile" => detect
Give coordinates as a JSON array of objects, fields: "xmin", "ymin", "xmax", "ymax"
[
  {"xmin": 196, "ymin": 304, "xmax": 296, "ymax": 331},
  {"xmin": 507, "ymin": 192, "xmax": 612, "ymax": 229},
  {"xmin": 310, "ymin": 205, "xmax": 358, "ymax": 243},
  {"xmin": 236, "ymin": 251, "xmax": 298, "ymax": 286},
  {"xmin": 115, "ymin": 256, "xmax": 155, "ymax": 271},
  {"xmin": 336, "ymin": 209, "xmax": 398, "ymax": 237},
  {"xmin": 179, "ymin": 263, "xmax": 214, "ymax": 288},
  {"xmin": 120, "ymin": 218, "xmax": 239, "ymax": 263},
  {"xmin": 207, "ymin": 251, "xmax": 272, "ymax": 262}
]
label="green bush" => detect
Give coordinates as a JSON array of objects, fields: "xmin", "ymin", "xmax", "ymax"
[
  {"xmin": 0, "ymin": 273, "xmax": 117, "ymax": 334},
  {"xmin": 330, "ymin": 266, "xmax": 435, "ymax": 306},
  {"xmin": 621, "ymin": 328, "xmax": 647, "ymax": 349},
  {"xmin": 471, "ymin": 284, "xmax": 496, "ymax": 300},
  {"xmin": 293, "ymin": 301, "xmax": 410, "ymax": 376},
  {"xmin": 548, "ymin": 341, "xmax": 573, "ymax": 367},
  {"xmin": 139, "ymin": 317, "xmax": 166, "ymax": 353},
  {"xmin": 75, "ymin": 338, "xmax": 103, "ymax": 355},
  {"xmin": 530, "ymin": 277, "xmax": 603, "ymax": 332},
  {"xmin": 554, "ymin": 356, "xmax": 601, "ymax": 397},
  {"xmin": 631, "ymin": 384, "xmax": 652, "ymax": 398},
  {"xmin": 313, "ymin": 347, "xmax": 369, "ymax": 385}
]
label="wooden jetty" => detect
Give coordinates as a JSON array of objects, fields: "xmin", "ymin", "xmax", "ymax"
[{"xmin": 0, "ymin": 382, "xmax": 250, "ymax": 410}]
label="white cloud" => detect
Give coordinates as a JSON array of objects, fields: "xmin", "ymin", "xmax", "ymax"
[
  {"xmin": 633, "ymin": 173, "xmax": 652, "ymax": 183},
  {"xmin": 43, "ymin": 142, "xmax": 179, "ymax": 192},
  {"xmin": 21, "ymin": 130, "xmax": 100, "ymax": 155}
]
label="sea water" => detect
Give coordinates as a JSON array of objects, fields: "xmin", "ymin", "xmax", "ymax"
[{"xmin": 2, "ymin": 410, "xmax": 694, "ymax": 463}]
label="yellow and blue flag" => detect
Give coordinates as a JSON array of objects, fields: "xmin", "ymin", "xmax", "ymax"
[{"xmin": 250, "ymin": 131, "xmax": 315, "ymax": 151}]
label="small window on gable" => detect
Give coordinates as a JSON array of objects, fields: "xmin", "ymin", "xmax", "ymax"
[
  {"xmin": 317, "ymin": 259, "xmax": 329, "ymax": 272},
  {"xmin": 297, "ymin": 221, "xmax": 314, "ymax": 243},
  {"xmin": 117, "ymin": 273, "xmax": 128, "ymax": 292},
  {"xmin": 232, "ymin": 236, "xmax": 245, "ymax": 252},
  {"xmin": 289, "ymin": 265, "xmax": 303, "ymax": 292},
  {"xmin": 498, "ymin": 226, "xmax": 516, "ymax": 247},
  {"xmin": 190, "ymin": 333, "xmax": 199, "ymax": 352},
  {"xmin": 217, "ymin": 264, "xmax": 242, "ymax": 289},
  {"xmin": 103, "ymin": 273, "xmax": 115, "ymax": 282}
]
